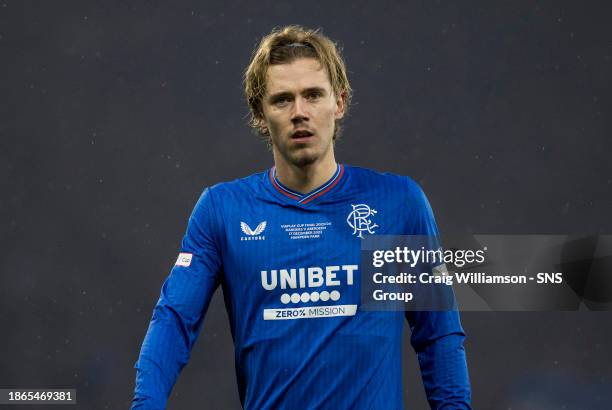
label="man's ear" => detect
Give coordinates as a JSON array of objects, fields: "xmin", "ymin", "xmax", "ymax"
[
  {"xmin": 256, "ymin": 115, "xmax": 269, "ymax": 136},
  {"xmin": 334, "ymin": 91, "xmax": 347, "ymax": 120}
]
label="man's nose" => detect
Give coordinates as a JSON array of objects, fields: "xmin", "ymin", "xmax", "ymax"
[{"xmin": 291, "ymin": 97, "xmax": 309, "ymax": 122}]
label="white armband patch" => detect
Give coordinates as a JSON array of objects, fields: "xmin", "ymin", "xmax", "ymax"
[{"xmin": 175, "ymin": 252, "xmax": 193, "ymax": 267}]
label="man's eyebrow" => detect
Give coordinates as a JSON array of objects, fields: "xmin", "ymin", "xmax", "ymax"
[
  {"xmin": 301, "ymin": 86, "xmax": 326, "ymax": 95},
  {"xmin": 267, "ymin": 87, "xmax": 327, "ymax": 102},
  {"xmin": 267, "ymin": 91, "xmax": 293, "ymax": 102}
]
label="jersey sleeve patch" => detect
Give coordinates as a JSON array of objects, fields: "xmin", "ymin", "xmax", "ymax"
[{"xmin": 175, "ymin": 252, "xmax": 193, "ymax": 267}]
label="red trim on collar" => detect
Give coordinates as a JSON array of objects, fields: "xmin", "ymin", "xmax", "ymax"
[
  {"xmin": 301, "ymin": 164, "xmax": 345, "ymax": 204},
  {"xmin": 269, "ymin": 167, "xmax": 301, "ymax": 200}
]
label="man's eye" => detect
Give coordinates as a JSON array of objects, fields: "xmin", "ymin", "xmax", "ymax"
[
  {"xmin": 274, "ymin": 98, "xmax": 290, "ymax": 106},
  {"xmin": 306, "ymin": 92, "xmax": 321, "ymax": 100}
]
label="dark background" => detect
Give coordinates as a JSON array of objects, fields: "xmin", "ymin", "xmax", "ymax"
[{"xmin": 2, "ymin": 1, "xmax": 611, "ymax": 409}]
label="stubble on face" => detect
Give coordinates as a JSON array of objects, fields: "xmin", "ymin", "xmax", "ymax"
[{"xmin": 278, "ymin": 132, "xmax": 329, "ymax": 167}]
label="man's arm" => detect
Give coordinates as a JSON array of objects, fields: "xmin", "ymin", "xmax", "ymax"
[
  {"xmin": 403, "ymin": 177, "xmax": 471, "ymax": 409},
  {"xmin": 405, "ymin": 310, "xmax": 471, "ymax": 409},
  {"xmin": 131, "ymin": 189, "xmax": 222, "ymax": 409}
]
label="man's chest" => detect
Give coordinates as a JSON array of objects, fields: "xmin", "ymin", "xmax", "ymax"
[{"xmin": 216, "ymin": 197, "xmax": 406, "ymax": 311}]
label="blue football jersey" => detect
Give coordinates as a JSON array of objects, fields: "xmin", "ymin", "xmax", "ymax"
[{"xmin": 132, "ymin": 164, "xmax": 471, "ymax": 409}]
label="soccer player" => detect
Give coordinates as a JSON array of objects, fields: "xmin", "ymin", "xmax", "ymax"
[{"xmin": 131, "ymin": 25, "xmax": 471, "ymax": 409}]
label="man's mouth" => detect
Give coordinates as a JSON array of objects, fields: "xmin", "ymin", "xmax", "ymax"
[{"xmin": 291, "ymin": 130, "xmax": 314, "ymax": 141}]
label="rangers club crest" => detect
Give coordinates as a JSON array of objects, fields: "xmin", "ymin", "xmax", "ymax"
[{"xmin": 347, "ymin": 204, "xmax": 379, "ymax": 238}]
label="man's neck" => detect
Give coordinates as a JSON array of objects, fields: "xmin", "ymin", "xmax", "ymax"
[{"xmin": 273, "ymin": 154, "xmax": 338, "ymax": 195}]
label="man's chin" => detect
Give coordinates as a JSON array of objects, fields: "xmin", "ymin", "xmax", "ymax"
[
  {"xmin": 288, "ymin": 153, "xmax": 319, "ymax": 167},
  {"xmin": 274, "ymin": 144, "xmax": 325, "ymax": 168},
  {"xmin": 283, "ymin": 147, "xmax": 321, "ymax": 167}
]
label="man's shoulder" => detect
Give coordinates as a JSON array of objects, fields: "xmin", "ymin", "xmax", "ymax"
[
  {"xmin": 345, "ymin": 165, "xmax": 425, "ymax": 197},
  {"xmin": 189, "ymin": 170, "xmax": 268, "ymax": 214},
  {"xmin": 205, "ymin": 169, "xmax": 268, "ymax": 197}
]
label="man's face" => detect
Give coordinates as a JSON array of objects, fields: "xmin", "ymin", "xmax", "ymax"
[{"xmin": 259, "ymin": 58, "xmax": 345, "ymax": 167}]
